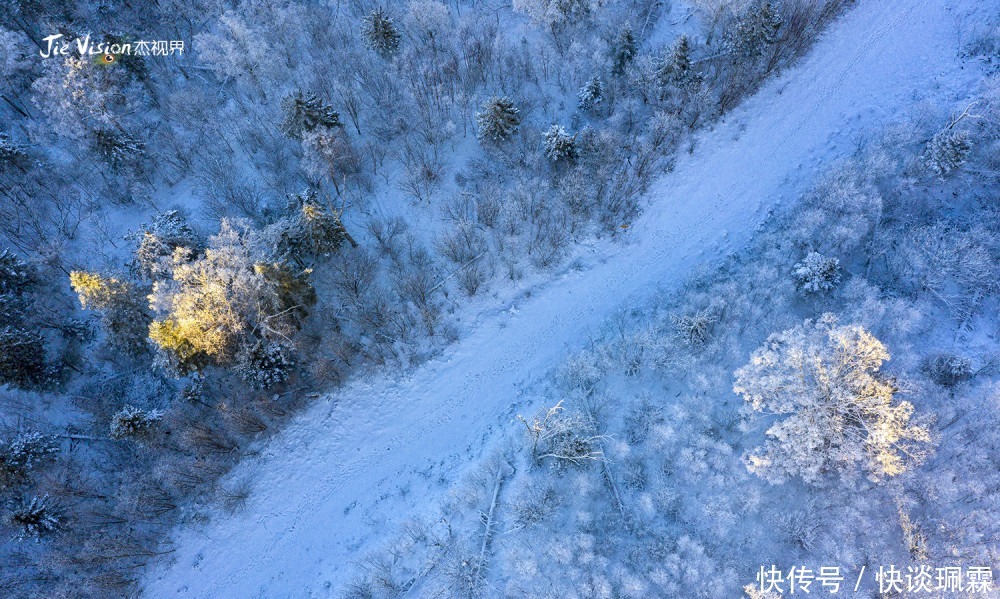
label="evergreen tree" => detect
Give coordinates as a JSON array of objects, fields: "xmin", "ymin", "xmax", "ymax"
[
  {"xmin": 925, "ymin": 127, "xmax": 971, "ymax": 177},
  {"xmin": 128, "ymin": 210, "xmax": 201, "ymax": 280},
  {"xmin": 792, "ymin": 251, "xmax": 840, "ymax": 294},
  {"xmin": 476, "ymin": 96, "xmax": 521, "ymax": 143},
  {"xmin": 93, "ymin": 128, "xmax": 145, "ymax": 173},
  {"xmin": 281, "ymin": 91, "xmax": 342, "ymax": 139},
  {"xmin": 8, "ymin": 495, "xmax": 60, "ymax": 540},
  {"xmin": 728, "ymin": 1, "xmax": 782, "ymax": 61},
  {"xmin": 0, "ymin": 326, "xmax": 51, "ymax": 390},
  {"xmin": 577, "ymin": 75, "xmax": 603, "ymax": 112},
  {"xmin": 109, "ymin": 405, "xmax": 163, "ymax": 442},
  {"xmin": 274, "ymin": 190, "xmax": 354, "ymax": 260},
  {"xmin": 0, "ymin": 432, "xmax": 58, "ymax": 490},
  {"xmin": 235, "ymin": 340, "xmax": 294, "ymax": 389},
  {"xmin": 363, "ymin": 7, "xmax": 402, "ymax": 58},
  {"xmin": 542, "ymin": 125, "xmax": 578, "ymax": 163},
  {"xmin": 657, "ymin": 35, "xmax": 701, "ymax": 92},
  {"xmin": 611, "ymin": 24, "xmax": 637, "ymax": 76}
]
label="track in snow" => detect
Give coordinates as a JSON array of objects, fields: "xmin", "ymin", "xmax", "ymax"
[{"xmin": 144, "ymin": 1, "xmax": 976, "ymax": 596}]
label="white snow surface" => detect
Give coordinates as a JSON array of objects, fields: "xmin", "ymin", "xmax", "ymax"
[{"xmin": 144, "ymin": 1, "xmax": 979, "ymax": 596}]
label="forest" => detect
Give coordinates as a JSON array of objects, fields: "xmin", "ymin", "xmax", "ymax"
[{"xmin": 1, "ymin": 0, "xmax": 998, "ymax": 596}]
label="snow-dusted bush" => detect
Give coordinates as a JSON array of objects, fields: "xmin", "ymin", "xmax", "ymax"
[
  {"xmin": 792, "ymin": 251, "xmax": 840, "ymax": 294},
  {"xmin": 542, "ymin": 125, "xmax": 577, "ymax": 163},
  {"xmin": 7, "ymin": 495, "xmax": 61, "ymax": 540},
  {"xmin": 734, "ymin": 314, "xmax": 930, "ymax": 483},
  {"xmin": 671, "ymin": 308, "xmax": 719, "ymax": 347},
  {"xmin": 922, "ymin": 353, "xmax": 973, "ymax": 387},
  {"xmin": 925, "ymin": 127, "xmax": 971, "ymax": 177},
  {"xmin": 109, "ymin": 405, "xmax": 163, "ymax": 442},
  {"xmin": 476, "ymin": 96, "xmax": 521, "ymax": 143}
]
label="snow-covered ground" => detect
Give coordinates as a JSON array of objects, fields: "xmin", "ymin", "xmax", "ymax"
[{"xmin": 143, "ymin": 1, "xmax": 980, "ymax": 596}]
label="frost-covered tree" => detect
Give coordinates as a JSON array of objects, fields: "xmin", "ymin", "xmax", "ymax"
[
  {"xmin": 235, "ymin": 340, "xmax": 294, "ymax": 389},
  {"xmin": 273, "ymin": 190, "xmax": 354, "ymax": 260},
  {"xmin": 363, "ymin": 7, "xmax": 402, "ymax": 58},
  {"xmin": 0, "ymin": 432, "xmax": 58, "ymax": 490},
  {"xmin": 70, "ymin": 271, "xmax": 150, "ymax": 356},
  {"xmin": 577, "ymin": 75, "xmax": 603, "ymax": 112},
  {"xmin": 728, "ymin": 1, "xmax": 782, "ymax": 61},
  {"xmin": 922, "ymin": 353, "xmax": 973, "ymax": 387},
  {"xmin": 7, "ymin": 495, "xmax": 60, "ymax": 540},
  {"xmin": 301, "ymin": 126, "xmax": 360, "ymax": 197},
  {"xmin": 611, "ymin": 24, "xmax": 638, "ymax": 76},
  {"xmin": 924, "ymin": 127, "xmax": 971, "ymax": 177},
  {"xmin": 476, "ymin": 96, "xmax": 521, "ymax": 143},
  {"xmin": 109, "ymin": 405, "xmax": 163, "ymax": 442},
  {"xmin": 657, "ymin": 35, "xmax": 702, "ymax": 92},
  {"xmin": 280, "ymin": 91, "xmax": 342, "ymax": 139},
  {"xmin": 93, "ymin": 128, "xmax": 145, "ymax": 173},
  {"xmin": 792, "ymin": 251, "xmax": 840, "ymax": 294},
  {"xmin": 542, "ymin": 125, "xmax": 577, "ymax": 163},
  {"xmin": 734, "ymin": 314, "xmax": 930, "ymax": 484},
  {"xmin": 0, "ymin": 327, "xmax": 51, "ymax": 389},
  {"xmin": 512, "ymin": 0, "xmax": 596, "ymax": 30},
  {"xmin": 129, "ymin": 210, "xmax": 201, "ymax": 280},
  {"xmin": 148, "ymin": 221, "xmax": 315, "ymax": 374}
]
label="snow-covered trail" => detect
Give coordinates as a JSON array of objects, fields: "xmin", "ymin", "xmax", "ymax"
[{"xmin": 145, "ymin": 1, "xmax": 977, "ymax": 596}]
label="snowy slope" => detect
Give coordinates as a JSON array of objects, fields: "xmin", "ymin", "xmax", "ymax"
[{"xmin": 143, "ymin": 1, "xmax": 979, "ymax": 596}]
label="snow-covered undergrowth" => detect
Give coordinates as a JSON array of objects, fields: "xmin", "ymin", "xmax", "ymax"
[{"xmin": 340, "ymin": 62, "xmax": 1000, "ymax": 598}]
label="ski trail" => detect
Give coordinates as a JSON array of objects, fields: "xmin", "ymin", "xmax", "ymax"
[{"xmin": 144, "ymin": 1, "xmax": 976, "ymax": 596}]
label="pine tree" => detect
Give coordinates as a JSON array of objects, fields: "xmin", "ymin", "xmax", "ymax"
[
  {"xmin": 729, "ymin": 1, "xmax": 782, "ymax": 60},
  {"xmin": 925, "ymin": 127, "xmax": 971, "ymax": 177},
  {"xmin": 363, "ymin": 7, "xmax": 402, "ymax": 58},
  {"xmin": 476, "ymin": 96, "xmax": 521, "ymax": 143},
  {"xmin": 542, "ymin": 125, "xmax": 578, "ymax": 162},
  {"xmin": 0, "ymin": 249, "xmax": 32, "ymax": 296},
  {"xmin": 235, "ymin": 340, "xmax": 294, "ymax": 389},
  {"xmin": 0, "ymin": 431, "xmax": 59, "ymax": 490},
  {"xmin": 657, "ymin": 35, "xmax": 701, "ymax": 91},
  {"xmin": 8, "ymin": 495, "xmax": 60, "ymax": 540},
  {"xmin": 0, "ymin": 133, "xmax": 28, "ymax": 170},
  {"xmin": 792, "ymin": 251, "xmax": 840, "ymax": 294},
  {"xmin": 0, "ymin": 326, "xmax": 51, "ymax": 389},
  {"xmin": 611, "ymin": 24, "xmax": 638, "ymax": 76},
  {"xmin": 93, "ymin": 128, "xmax": 145, "ymax": 173},
  {"xmin": 281, "ymin": 91, "xmax": 342, "ymax": 139},
  {"xmin": 577, "ymin": 75, "xmax": 603, "ymax": 112},
  {"xmin": 109, "ymin": 405, "xmax": 163, "ymax": 442},
  {"xmin": 274, "ymin": 190, "xmax": 354, "ymax": 260}
]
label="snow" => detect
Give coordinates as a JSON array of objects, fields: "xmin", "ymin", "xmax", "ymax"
[{"xmin": 143, "ymin": 1, "xmax": 980, "ymax": 596}]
